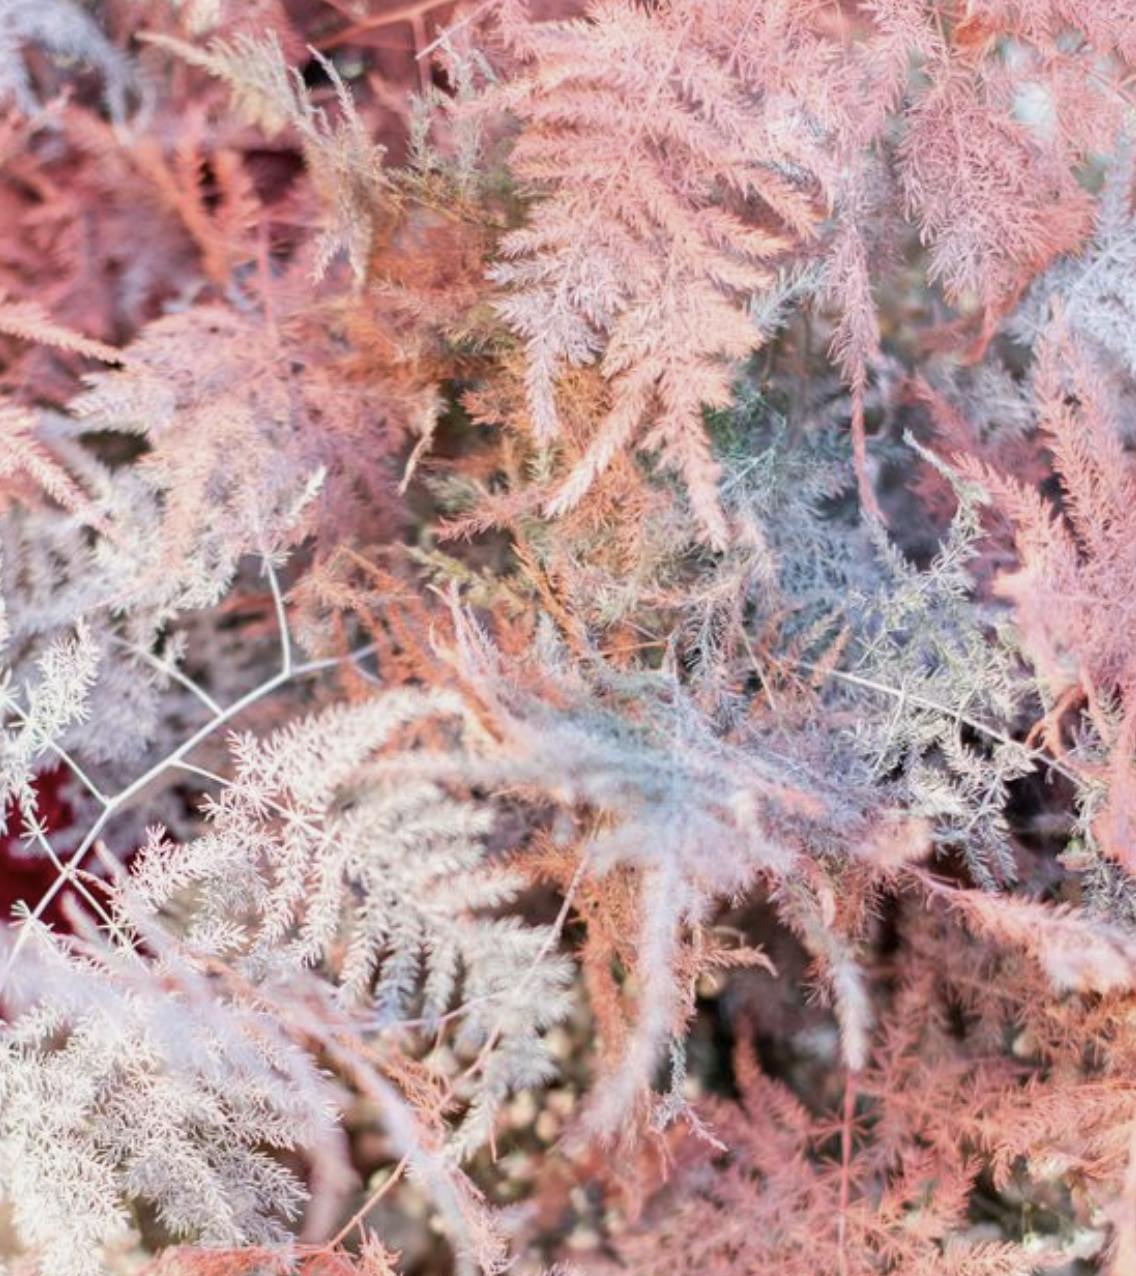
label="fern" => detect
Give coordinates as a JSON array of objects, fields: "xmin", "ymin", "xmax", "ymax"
[
  {"xmin": 128, "ymin": 687, "xmax": 575, "ymax": 1158},
  {"xmin": 3, "ymin": 2, "xmax": 1136, "ymax": 1273},
  {"xmin": 840, "ymin": 449, "xmax": 1034, "ymax": 886},
  {"xmin": 0, "ymin": 921, "xmax": 334, "ymax": 1276},
  {"xmin": 485, "ymin": 0, "xmax": 829, "ymax": 546}
]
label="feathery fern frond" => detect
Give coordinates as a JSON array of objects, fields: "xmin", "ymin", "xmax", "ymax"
[
  {"xmin": 144, "ymin": 31, "xmax": 391, "ymax": 284},
  {"xmin": 0, "ymin": 922, "xmax": 336, "ymax": 1276},
  {"xmin": 486, "ymin": 0, "xmax": 834, "ymax": 546}
]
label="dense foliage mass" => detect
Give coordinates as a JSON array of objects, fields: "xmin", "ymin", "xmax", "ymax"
[{"xmin": 3, "ymin": 2, "xmax": 1136, "ymax": 1273}]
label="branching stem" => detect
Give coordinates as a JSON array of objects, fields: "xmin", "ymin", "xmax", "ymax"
[{"xmin": 0, "ymin": 641, "xmax": 376, "ymax": 992}]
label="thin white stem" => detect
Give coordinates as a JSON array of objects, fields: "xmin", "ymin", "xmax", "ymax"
[
  {"xmin": 380, "ymin": 856, "xmax": 586, "ymax": 1040},
  {"xmin": 264, "ymin": 556, "xmax": 293, "ymax": 677},
  {"xmin": 2, "ymin": 808, "xmax": 114, "ymax": 987},
  {"xmin": 116, "ymin": 668, "xmax": 288, "ymax": 808},
  {"xmin": 454, "ymin": 843, "xmax": 589, "ymax": 1087},
  {"xmin": 40, "ymin": 740, "xmax": 108, "ymax": 807},
  {"xmin": 326, "ymin": 1154, "xmax": 409, "ymax": 1250},
  {"xmin": 169, "ymin": 759, "xmax": 233, "ymax": 788},
  {"xmin": 170, "ymin": 759, "xmax": 334, "ymax": 846},
  {"xmin": 805, "ymin": 661, "xmax": 1080, "ymax": 786},
  {"xmin": 0, "ymin": 700, "xmax": 110, "ymax": 807},
  {"xmin": 21, "ymin": 819, "xmax": 128, "ymax": 950},
  {"xmin": 417, "ymin": 0, "xmax": 499, "ymax": 60},
  {"xmin": 113, "ymin": 637, "xmax": 222, "ymax": 716},
  {"xmin": 292, "ymin": 643, "xmax": 377, "ymax": 679}
]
